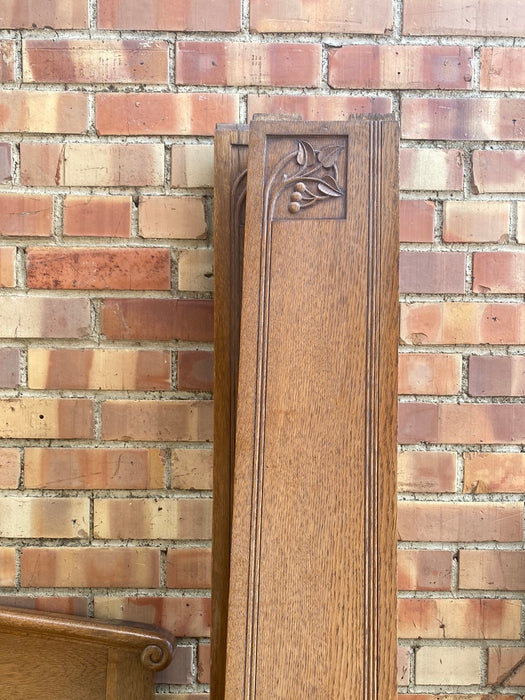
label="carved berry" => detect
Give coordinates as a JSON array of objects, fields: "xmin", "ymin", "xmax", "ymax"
[
  {"xmin": 295, "ymin": 182, "xmax": 307, "ymax": 192},
  {"xmin": 288, "ymin": 202, "xmax": 301, "ymax": 213},
  {"xmin": 290, "ymin": 192, "xmax": 302, "ymax": 202}
]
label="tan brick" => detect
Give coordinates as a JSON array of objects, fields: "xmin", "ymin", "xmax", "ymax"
[
  {"xmin": 94, "ymin": 596, "xmax": 210, "ymax": 637},
  {"xmin": 171, "ymin": 144, "xmax": 214, "ymax": 188},
  {"xmin": 399, "ymin": 251, "xmax": 465, "ymax": 294},
  {"xmin": 398, "ymin": 550, "xmax": 453, "ymax": 591},
  {"xmin": 176, "ymin": 41, "xmax": 321, "ymax": 87},
  {"xmin": 481, "ymin": 47, "xmax": 525, "ymax": 91},
  {"xmin": 398, "ymin": 502, "xmax": 523, "ymax": 542},
  {"xmin": 0, "ymin": 596, "xmax": 88, "ymax": 615},
  {"xmin": 464, "ymin": 452, "xmax": 525, "ymax": 493},
  {"xmin": 0, "ymin": 296, "xmax": 90, "ymax": 339},
  {"xmin": 20, "ymin": 142, "xmax": 164, "ymax": 187},
  {"xmin": 96, "ymin": 93, "xmax": 239, "ymax": 136},
  {"xmin": 400, "ymin": 148, "xmax": 463, "ymax": 191},
  {"xmin": 0, "ymin": 91, "xmax": 88, "ymax": 133},
  {"xmin": 443, "ymin": 200, "xmax": 510, "ymax": 242},
  {"xmin": 25, "ymin": 448, "xmax": 165, "ymax": 490},
  {"xmin": 166, "ymin": 548, "xmax": 212, "ymax": 588},
  {"xmin": 247, "ymin": 94, "xmax": 392, "ymax": 121},
  {"xmin": 398, "ymin": 451, "xmax": 457, "ymax": 493},
  {"xmin": 0, "ymin": 41, "xmax": 14, "ymax": 81},
  {"xmin": 98, "ymin": 0, "xmax": 240, "ymax": 31},
  {"xmin": 139, "ymin": 196, "xmax": 206, "ymax": 239},
  {"xmin": 0, "ymin": 398, "xmax": 93, "ymax": 439},
  {"xmin": 178, "ymin": 351, "xmax": 213, "ymax": 392},
  {"xmin": 473, "ymin": 150, "xmax": 525, "ymax": 193},
  {"xmin": 178, "ymin": 249, "xmax": 213, "ymax": 292},
  {"xmin": 0, "ymin": 348, "xmax": 19, "ymax": 388},
  {"xmin": 415, "ymin": 647, "xmax": 480, "ymax": 686},
  {"xmin": 0, "ymin": 1, "xmax": 88, "ymax": 28},
  {"xmin": 63, "ymin": 196, "xmax": 131, "ymax": 238},
  {"xmin": 488, "ymin": 647, "xmax": 525, "ymax": 686},
  {"xmin": 0, "ymin": 448, "xmax": 20, "ymax": 488},
  {"xmin": 0, "ymin": 549, "xmax": 15, "ymax": 586},
  {"xmin": 398, "ymin": 353, "xmax": 461, "ymax": 395},
  {"xmin": 171, "ymin": 448, "xmax": 213, "ymax": 490},
  {"xmin": 0, "ymin": 497, "xmax": 89, "ymax": 538},
  {"xmin": 0, "ymin": 247, "xmax": 15, "ymax": 287},
  {"xmin": 101, "ymin": 400, "xmax": 213, "ymax": 442},
  {"xmin": 23, "ymin": 39, "xmax": 168, "ymax": 84},
  {"xmin": 94, "ymin": 498, "xmax": 211, "ymax": 540},
  {"xmin": 459, "ymin": 550, "xmax": 525, "ymax": 591},
  {"xmin": 21, "ymin": 547, "xmax": 160, "ymax": 588},
  {"xmin": 468, "ymin": 355, "xmax": 525, "ymax": 396},
  {"xmin": 399, "ymin": 200, "xmax": 435, "ymax": 243},
  {"xmin": 404, "ymin": 0, "xmax": 525, "ymax": 36},
  {"xmin": 0, "ymin": 193, "xmax": 53, "ymax": 237}
]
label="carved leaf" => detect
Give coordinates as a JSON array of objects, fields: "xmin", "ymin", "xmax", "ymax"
[
  {"xmin": 317, "ymin": 175, "xmax": 343, "ymax": 197},
  {"xmin": 317, "ymin": 144, "xmax": 344, "ymax": 168},
  {"xmin": 296, "ymin": 140, "xmax": 316, "ymax": 167}
]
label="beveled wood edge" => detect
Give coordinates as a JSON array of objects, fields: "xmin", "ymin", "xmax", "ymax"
[{"xmin": 0, "ymin": 605, "xmax": 175, "ymax": 672}]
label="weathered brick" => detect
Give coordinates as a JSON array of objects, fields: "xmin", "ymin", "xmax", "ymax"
[
  {"xmin": 0, "ymin": 296, "xmax": 90, "ymax": 339},
  {"xmin": 178, "ymin": 249, "xmax": 213, "ymax": 292},
  {"xmin": 0, "ymin": 1, "xmax": 88, "ymax": 28},
  {"xmin": 28, "ymin": 348, "xmax": 170, "ymax": 390},
  {"xmin": 0, "ymin": 143, "xmax": 12, "ymax": 182},
  {"xmin": 403, "ymin": 0, "xmax": 525, "ymax": 37},
  {"xmin": 156, "ymin": 646, "xmax": 194, "ymax": 685},
  {"xmin": 197, "ymin": 642, "xmax": 210, "ymax": 684},
  {"xmin": 397, "ymin": 647, "xmax": 409, "ymax": 686},
  {"xmin": 178, "ymin": 351, "xmax": 214, "ymax": 392},
  {"xmin": 472, "ymin": 150, "xmax": 525, "ymax": 193},
  {"xmin": 155, "ymin": 695, "xmax": 208, "ymax": 700},
  {"xmin": 400, "ymin": 148, "xmax": 463, "ymax": 191},
  {"xmin": 171, "ymin": 144, "xmax": 214, "ymax": 188},
  {"xmin": 403, "ymin": 696, "xmax": 509, "ymax": 700},
  {"xmin": 0, "ymin": 497, "xmax": 89, "ymax": 538},
  {"xmin": 0, "ymin": 549, "xmax": 15, "ymax": 586},
  {"xmin": 0, "ymin": 91, "xmax": 88, "ymax": 133},
  {"xmin": 23, "ymin": 39, "xmax": 168, "ymax": 84},
  {"xmin": 20, "ymin": 142, "xmax": 164, "ymax": 187},
  {"xmin": 101, "ymin": 400, "xmax": 213, "ymax": 442},
  {"xmin": 398, "ymin": 353, "xmax": 462, "ymax": 395},
  {"xmin": 176, "ymin": 41, "xmax": 321, "ymax": 87},
  {"xmin": 469, "ymin": 355, "xmax": 525, "ymax": 396},
  {"xmin": 399, "ymin": 251, "xmax": 465, "ymax": 294},
  {"xmin": 96, "ymin": 93, "xmax": 239, "ymax": 136},
  {"xmin": 0, "ymin": 449, "xmax": 20, "ymax": 488},
  {"xmin": 25, "ymin": 448, "xmax": 165, "ymax": 490},
  {"xmin": 0, "ymin": 193, "xmax": 53, "ymax": 237},
  {"xmin": 398, "ymin": 451, "xmax": 457, "ymax": 493},
  {"xmin": 443, "ymin": 201, "xmax": 510, "ymax": 242},
  {"xmin": 98, "ymin": 0, "xmax": 240, "ymax": 31},
  {"xmin": 0, "ymin": 596, "xmax": 88, "ymax": 615},
  {"xmin": 251, "ymin": 0, "xmax": 392, "ymax": 34},
  {"xmin": 398, "ymin": 501, "xmax": 523, "ymax": 542},
  {"xmin": 464, "ymin": 452, "xmax": 525, "ymax": 493},
  {"xmin": 102, "ymin": 298, "xmax": 213, "ymax": 341},
  {"xmin": 0, "ymin": 347, "xmax": 19, "ymax": 387},
  {"xmin": 402, "ymin": 97, "xmax": 525, "ymax": 141},
  {"xmin": 139, "ymin": 196, "xmax": 206, "ymax": 240},
  {"xmin": 247, "ymin": 95, "xmax": 392, "ymax": 121},
  {"xmin": 170, "ymin": 448, "xmax": 213, "ymax": 490},
  {"xmin": 481, "ymin": 47, "xmax": 525, "ymax": 91},
  {"xmin": 400, "ymin": 302, "xmax": 525, "ymax": 345},
  {"xmin": 329, "ymin": 45, "xmax": 472, "ymax": 90},
  {"xmin": 94, "ymin": 596, "xmax": 211, "ymax": 637},
  {"xmin": 0, "ymin": 41, "xmax": 14, "ymax": 81},
  {"xmin": 415, "ymin": 647, "xmax": 480, "ymax": 686},
  {"xmin": 488, "ymin": 647, "xmax": 525, "ymax": 686},
  {"xmin": 26, "ymin": 247, "xmax": 171, "ymax": 290},
  {"xmin": 518, "ymin": 201, "xmax": 525, "ymax": 244},
  {"xmin": 94, "ymin": 498, "xmax": 212, "ymax": 540},
  {"xmin": 399, "ymin": 200, "xmax": 434, "ymax": 243},
  {"xmin": 459, "ymin": 550, "xmax": 525, "ymax": 591},
  {"xmin": 0, "ymin": 247, "xmax": 15, "ymax": 287},
  {"xmin": 0, "ymin": 398, "xmax": 93, "ymax": 439},
  {"xmin": 398, "ymin": 550, "xmax": 453, "ymax": 591},
  {"xmin": 63, "ymin": 196, "xmax": 131, "ymax": 238},
  {"xmin": 21, "ymin": 547, "xmax": 160, "ymax": 588},
  {"xmin": 166, "ymin": 548, "xmax": 212, "ymax": 589}
]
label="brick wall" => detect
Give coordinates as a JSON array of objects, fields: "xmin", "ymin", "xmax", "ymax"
[{"xmin": 0, "ymin": 1, "xmax": 523, "ymax": 697}]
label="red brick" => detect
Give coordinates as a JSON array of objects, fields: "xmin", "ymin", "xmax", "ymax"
[
  {"xmin": 473, "ymin": 150, "xmax": 525, "ymax": 193},
  {"xmin": 399, "ymin": 200, "xmax": 434, "ymax": 243},
  {"xmin": 0, "ymin": 347, "xmax": 19, "ymax": 388},
  {"xmin": 101, "ymin": 400, "xmax": 213, "ymax": 442},
  {"xmin": 63, "ymin": 196, "xmax": 131, "ymax": 238},
  {"xmin": 28, "ymin": 348, "xmax": 170, "ymax": 391},
  {"xmin": 0, "ymin": 596, "xmax": 88, "ymax": 616},
  {"xmin": 0, "ymin": 91, "xmax": 88, "ymax": 133},
  {"xmin": 176, "ymin": 41, "xmax": 321, "ymax": 87},
  {"xmin": 398, "ymin": 451, "xmax": 457, "ymax": 492},
  {"xmin": 0, "ymin": 41, "xmax": 14, "ymax": 81},
  {"xmin": 0, "ymin": 549, "xmax": 15, "ymax": 586},
  {"xmin": 0, "ymin": 193, "xmax": 53, "ymax": 237},
  {"xmin": 178, "ymin": 249, "xmax": 214, "ymax": 292},
  {"xmin": 403, "ymin": 0, "xmax": 525, "ymax": 37},
  {"xmin": 402, "ymin": 97, "xmax": 525, "ymax": 141},
  {"xmin": 0, "ymin": 296, "xmax": 90, "ymax": 338},
  {"xmin": 459, "ymin": 550, "xmax": 525, "ymax": 591},
  {"xmin": 443, "ymin": 201, "xmax": 510, "ymax": 242},
  {"xmin": 170, "ymin": 448, "xmax": 213, "ymax": 490},
  {"xmin": 247, "ymin": 94, "xmax": 392, "ymax": 121},
  {"xmin": 0, "ymin": 247, "xmax": 15, "ymax": 287},
  {"xmin": 171, "ymin": 144, "xmax": 214, "ymax": 189},
  {"xmin": 23, "ymin": 39, "xmax": 168, "ymax": 84},
  {"xmin": 102, "ymin": 298, "xmax": 213, "ymax": 341},
  {"xmin": 166, "ymin": 548, "xmax": 211, "ymax": 588},
  {"xmin": 398, "ymin": 501, "xmax": 523, "ymax": 542},
  {"xmin": 197, "ymin": 643, "xmax": 210, "ymax": 684},
  {"xmin": 481, "ymin": 47, "xmax": 525, "ymax": 91},
  {"xmin": 468, "ymin": 355, "xmax": 525, "ymax": 397},
  {"xmin": 0, "ymin": 449, "xmax": 20, "ymax": 489},
  {"xmin": 25, "ymin": 448, "xmax": 165, "ymax": 490},
  {"xmin": 156, "ymin": 646, "xmax": 193, "ymax": 685},
  {"xmin": 20, "ymin": 142, "xmax": 164, "ymax": 187},
  {"xmin": 398, "ymin": 550, "xmax": 453, "ymax": 591},
  {"xmin": 401, "ymin": 696, "xmax": 509, "ymax": 700},
  {"xmin": 0, "ymin": 142, "xmax": 11, "ymax": 182},
  {"xmin": 488, "ymin": 647, "xmax": 525, "ymax": 686},
  {"xmin": 94, "ymin": 596, "xmax": 211, "ymax": 637},
  {"xmin": 464, "ymin": 452, "xmax": 525, "ymax": 493},
  {"xmin": 139, "ymin": 196, "xmax": 206, "ymax": 239},
  {"xmin": 329, "ymin": 45, "xmax": 472, "ymax": 90},
  {"xmin": 399, "ymin": 252, "xmax": 465, "ymax": 294},
  {"xmin": 0, "ymin": 398, "xmax": 93, "ymax": 439},
  {"xmin": 26, "ymin": 247, "xmax": 170, "ymax": 291},
  {"xmin": 21, "ymin": 547, "xmax": 160, "ymax": 588},
  {"xmin": 0, "ymin": 1, "xmax": 88, "ymax": 28},
  {"xmin": 397, "ymin": 647, "xmax": 409, "ymax": 686},
  {"xmin": 399, "ymin": 598, "xmax": 520, "ymax": 639},
  {"xmin": 518, "ymin": 201, "xmax": 525, "ymax": 244},
  {"xmin": 98, "ymin": 0, "xmax": 240, "ymax": 31},
  {"xmin": 251, "ymin": 0, "xmax": 393, "ymax": 34},
  {"xmin": 398, "ymin": 353, "xmax": 462, "ymax": 395},
  {"xmin": 400, "ymin": 148, "xmax": 463, "ymax": 191},
  {"xmin": 178, "ymin": 351, "xmax": 214, "ymax": 392},
  {"xmin": 0, "ymin": 497, "xmax": 89, "ymax": 539},
  {"xmin": 96, "ymin": 93, "xmax": 239, "ymax": 136}
]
